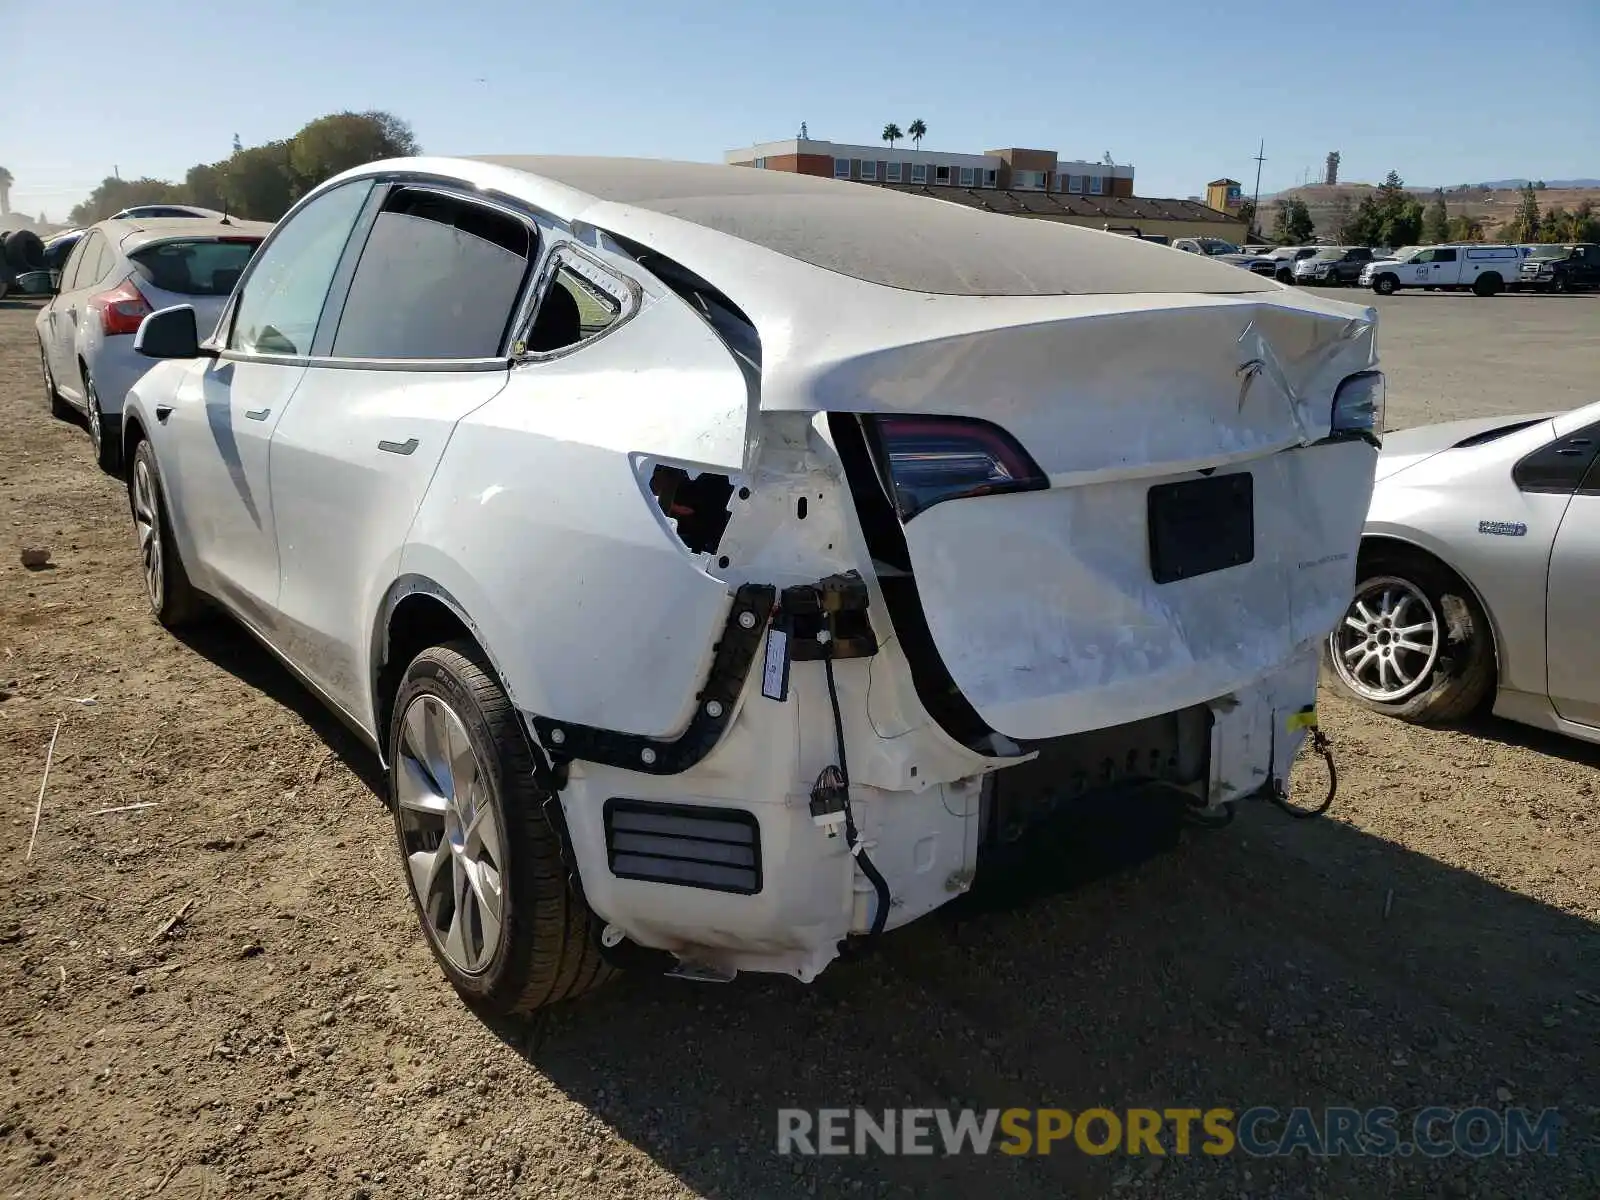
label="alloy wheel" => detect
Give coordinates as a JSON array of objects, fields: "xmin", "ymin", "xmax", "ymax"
[
  {"xmin": 1330, "ymin": 576, "xmax": 1442, "ymax": 703},
  {"xmin": 395, "ymin": 694, "xmax": 507, "ymax": 974},
  {"xmin": 131, "ymin": 457, "xmax": 164, "ymax": 611},
  {"xmin": 85, "ymin": 377, "xmax": 102, "ymax": 455}
]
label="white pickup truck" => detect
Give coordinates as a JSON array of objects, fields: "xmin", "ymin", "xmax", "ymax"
[{"xmin": 1360, "ymin": 245, "xmax": 1523, "ymax": 296}]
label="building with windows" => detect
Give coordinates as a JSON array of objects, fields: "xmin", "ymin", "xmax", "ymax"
[
  {"xmin": 725, "ymin": 138, "xmax": 1247, "ymax": 244},
  {"xmin": 725, "ymin": 138, "xmax": 1136, "ymax": 197}
]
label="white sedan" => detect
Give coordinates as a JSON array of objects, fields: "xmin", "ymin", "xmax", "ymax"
[
  {"xmin": 120, "ymin": 156, "xmax": 1381, "ymax": 1012},
  {"xmin": 35, "ymin": 217, "xmax": 272, "ymax": 471}
]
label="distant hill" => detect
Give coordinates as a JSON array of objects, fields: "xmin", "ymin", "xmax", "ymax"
[
  {"xmin": 1254, "ymin": 181, "xmax": 1596, "ymax": 242},
  {"xmin": 1465, "ymin": 179, "xmax": 1599, "ymax": 190}
]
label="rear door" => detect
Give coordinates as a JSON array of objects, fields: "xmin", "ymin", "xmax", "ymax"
[
  {"xmin": 1427, "ymin": 246, "xmax": 1460, "ymax": 285},
  {"xmin": 1543, "ymin": 423, "xmax": 1600, "ymax": 726},
  {"xmin": 267, "ymin": 183, "xmax": 536, "ymax": 724}
]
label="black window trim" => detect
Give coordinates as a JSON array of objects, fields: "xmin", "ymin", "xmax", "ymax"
[{"xmin": 1512, "ymin": 419, "xmax": 1600, "ymax": 496}]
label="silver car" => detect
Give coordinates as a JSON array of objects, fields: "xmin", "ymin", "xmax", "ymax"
[
  {"xmin": 35, "ymin": 217, "xmax": 272, "ymax": 471},
  {"xmin": 1327, "ymin": 403, "xmax": 1600, "ymax": 743}
]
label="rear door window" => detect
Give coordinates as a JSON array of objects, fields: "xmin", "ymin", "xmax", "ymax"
[
  {"xmin": 131, "ymin": 239, "xmax": 261, "ymax": 297},
  {"xmin": 1433, "ymin": 248, "xmax": 1458, "ymax": 262},
  {"xmin": 330, "ymin": 188, "xmax": 534, "ymax": 360}
]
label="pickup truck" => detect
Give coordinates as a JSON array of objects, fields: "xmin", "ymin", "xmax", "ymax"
[
  {"xmin": 1360, "ymin": 245, "xmax": 1521, "ymax": 296},
  {"xmin": 1516, "ymin": 243, "xmax": 1600, "ymax": 292},
  {"xmin": 1291, "ymin": 246, "xmax": 1375, "ymax": 286}
]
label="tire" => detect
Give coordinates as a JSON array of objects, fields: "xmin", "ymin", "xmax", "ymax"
[
  {"xmin": 3, "ymin": 228, "xmax": 45, "ymax": 272},
  {"xmin": 82, "ymin": 369, "xmax": 121, "ymax": 474},
  {"xmin": 1324, "ymin": 552, "xmax": 1494, "ymax": 725},
  {"xmin": 1473, "ymin": 273, "xmax": 1503, "ymax": 297},
  {"xmin": 1276, "ymin": 269, "xmax": 1293, "ymax": 284},
  {"xmin": 1373, "ymin": 274, "xmax": 1398, "ymax": 296},
  {"xmin": 128, "ymin": 439, "xmax": 205, "ymax": 628},
  {"xmin": 1551, "ymin": 274, "xmax": 1570, "ymax": 294},
  {"xmin": 39, "ymin": 342, "xmax": 74, "ymax": 420},
  {"xmin": 389, "ymin": 642, "xmax": 613, "ymax": 1016}
]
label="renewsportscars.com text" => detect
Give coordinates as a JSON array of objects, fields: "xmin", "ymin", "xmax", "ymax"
[{"xmin": 777, "ymin": 1106, "xmax": 1561, "ymax": 1159}]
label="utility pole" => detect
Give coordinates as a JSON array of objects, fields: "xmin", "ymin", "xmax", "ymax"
[{"xmin": 1249, "ymin": 140, "xmax": 1266, "ymax": 239}]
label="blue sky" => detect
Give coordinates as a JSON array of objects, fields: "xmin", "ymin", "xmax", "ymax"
[{"xmin": 4, "ymin": 0, "xmax": 1596, "ymax": 220}]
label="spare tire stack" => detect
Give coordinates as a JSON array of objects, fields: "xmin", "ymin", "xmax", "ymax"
[{"xmin": 0, "ymin": 229, "xmax": 49, "ymax": 300}]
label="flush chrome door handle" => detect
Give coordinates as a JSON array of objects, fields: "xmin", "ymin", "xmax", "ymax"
[
  {"xmin": 244, "ymin": 408, "xmax": 269, "ymax": 421},
  {"xmin": 378, "ymin": 438, "xmax": 419, "ymax": 456}
]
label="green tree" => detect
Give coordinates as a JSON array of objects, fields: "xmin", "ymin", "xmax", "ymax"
[
  {"xmin": 1445, "ymin": 214, "xmax": 1485, "ymax": 242},
  {"xmin": 1570, "ymin": 198, "xmax": 1600, "ymax": 243},
  {"xmin": 1534, "ymin": 180, "xmax": 1547, "ymax": 190},
  {"xmin": 1327, "ymin": 193, "xmax": 1355, "ymax": 242},
  {"xmin": 1504, "ymin": 184, "xmax": 1541, "ymax": 243},
  {"xmin": 184, "ymin": 163, "xmax": 228, "ymax": 212},
  {"xmin": 881, "ymin": 122, "xmax": 902, "ymax": 150},
  {"xmin": 1343, "ymin": 195, "xmax": 1384, "ymax": 246},
  {"xmin": 1421, "ymin": 189, "xmax": 1449, "ymax": 243},
  {"xmin": 68, "ymin": 176, "xmax": 186, "ymax": 224},
  {"xmin": 1538, "ymin": 206, "xmax": 1570, "ymax": 243},
  {"xmin": 1272, "ymin": 196, "xmax": 1315, "ymax": 244},
  {"xmin": 222, "ymin": 142, "xmax": 297, "ymax": 220},
  {"xmin": 287, "ymin": 111, "xmax": 419, "ymax": 198},
  {"xmin": 908, "ymin": 118, "xmax": 927, "ymax": 149}
]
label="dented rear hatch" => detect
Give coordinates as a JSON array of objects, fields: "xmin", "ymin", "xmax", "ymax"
[{"xmin": 810, "ymin": 293, "xmax": 1380, "ymax": 741}]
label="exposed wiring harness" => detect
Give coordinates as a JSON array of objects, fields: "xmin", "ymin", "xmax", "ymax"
[
  {"xmin": 814, "ymin": 652, "xmax": 893, "ymax": 937},
  {"xmin": 1269, "ymin": 725, "xmax": 1338, "ymax": 819}
]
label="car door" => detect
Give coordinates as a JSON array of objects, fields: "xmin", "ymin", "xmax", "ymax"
[
  {"xmin": 266, "ymin": 183, "xmax": 536, "ymax": 723},
  {"xmin": 44, "ymin": 232, "xmax": 108, "ymax": 402},
  {"xmin": 42, "ymin": 236, "xmax": 92, "ymax": 392},
  {"xmin": 156, "ymin": 179, "xmax": 377, "ymax": 631},
  {"xmin": 1542, "ymin": 421, "xmax": 1600, "ymax": 726},
  {"xmin": 1429, "ymin": 246, "xmax": 1460, "ymax": 286}
]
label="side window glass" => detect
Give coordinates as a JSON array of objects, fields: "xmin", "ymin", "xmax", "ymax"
[
  {"xmin": 522, "ymin": 250, "xmax": 631, "ymax": 355},
  {"xmin": 87, "ymin": 237, "xmax": 115, "ymax": 287},
  {"xmin": 59, "ymin": 238, "xmax": 93, "ymax": 292},
  {"xmin": 229, "ymin": 180, "xmax": 375, "ymax": 357},
  {"xmin": 330, "ymin": 188, "xmax": 534, "ymax": 360},
  {"xmin": 1413, "ymin": 250, "xmax": 1435, "ymax": 263}
]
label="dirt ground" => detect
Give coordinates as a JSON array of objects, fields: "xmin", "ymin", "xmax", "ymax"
[{"xmin": 1, "ymin": 293, "xmax": 1597, "ymax": 1200}]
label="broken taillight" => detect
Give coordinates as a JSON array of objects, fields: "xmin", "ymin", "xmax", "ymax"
[
  {"xmin": 89, "ymin": 279, "xmax": 153, "ymax": 336},
  {"xmin": 868, "ymin": 415, "xmax": 1047, "ymax": 521}
]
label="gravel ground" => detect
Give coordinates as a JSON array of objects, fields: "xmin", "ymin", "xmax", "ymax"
[{"xmin": 1, "ymin": 291, "xmax": 1597, "ymax": 1200}]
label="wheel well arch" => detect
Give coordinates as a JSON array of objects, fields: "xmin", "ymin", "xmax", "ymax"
[
  {"xmin": 122, "ymin": 412, "xmax": 148, "ymax": 463},
  {"xmin": 1356, "ymin": 534, "xmax": 1502, "ymax": 679}
]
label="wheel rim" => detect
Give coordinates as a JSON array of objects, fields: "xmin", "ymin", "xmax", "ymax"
[
  {"xmin": 1330, "ymin": 576, "xmax": 1442, "ymax": 703},
  {"xmin": 131, "ymin": 457, "xmax": 164, "ymax": 611},
  {"xmin": 86, "ymin": 378, "xmax": 102, "ymax": 452},
  {"xmin": 395, "ymin": 694, "xmax": 506, "ymax": 975}
]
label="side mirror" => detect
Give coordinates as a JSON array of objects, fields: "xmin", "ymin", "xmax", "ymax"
[{"xmin": 135, "ymin": 305, "xmax": 202, "ymax": 359}]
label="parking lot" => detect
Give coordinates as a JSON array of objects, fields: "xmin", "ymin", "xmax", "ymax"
[{"xmin": 1, "ymin": 290, "xmax": 1596, "ymax": 1200}]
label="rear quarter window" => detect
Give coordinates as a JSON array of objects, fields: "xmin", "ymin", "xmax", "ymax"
[{"xmin": 130, "ymin": 239, "xmax": 261, "ymax": 296}]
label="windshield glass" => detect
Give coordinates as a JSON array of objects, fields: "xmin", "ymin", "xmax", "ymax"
[
  {"xmin": 1197, "ymin": 239, "xmax": 1240, "ymax": 255},
  {"xmin": 1525, "ymin": 245, "xmax": 1572, "ymax": 260},
  {"xmin": 1309, "ymin": 248, "xmax": 1345, "ymax": 261},
  {"xmin": 1386, "ymin": 246, "xmax": 1422, "ymax": 261}
]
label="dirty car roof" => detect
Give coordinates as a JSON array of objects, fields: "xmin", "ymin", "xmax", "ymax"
[
  {"xmin": 100, "ymin": 218, "xmax": 276, "ymax": 252},
  {"xmin": 473, "ymin": 156, "xmax": 1276, "ymax": 298}
]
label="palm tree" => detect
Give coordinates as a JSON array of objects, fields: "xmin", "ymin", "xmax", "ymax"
[
  {"xmin": 0, "ymin": 167, "xmax": 13, "ymax": 217},
  {"xmin": 881, "ymin": 123, "xmax": 902, "ymax": 150},
  {"xmin": 908, "ymin": 119, "xmax": 927, "ymax": 150}
]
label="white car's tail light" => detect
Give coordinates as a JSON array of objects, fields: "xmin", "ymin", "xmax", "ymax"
[
  {"xmin": 1332, "ymin": 371, "xmax": 1385, "ymax": 439},
  {"xmin": 89, "ymin": 279, "xmax": 153, "ymax": 336},
  {"xmin": 869, "ymin": 415, "xmax": 1047, "ymax": 520}
]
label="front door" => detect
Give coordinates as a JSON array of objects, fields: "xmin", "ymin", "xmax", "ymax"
[
  {"xmin": 1545, "ymin": 431, "xmax": 1600, "ymax": 727},
  {"xmin": 167, "ymin": 177, "xmax": 377, "ymax": 630}
]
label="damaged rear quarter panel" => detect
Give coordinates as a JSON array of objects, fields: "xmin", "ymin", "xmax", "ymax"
[{"xmin": 397, "ymin": 276, "xmax": 757, "ymax": 740}]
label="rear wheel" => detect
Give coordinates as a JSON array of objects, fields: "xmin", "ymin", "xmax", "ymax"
[
  {"xmin": 128, "ymin": 439, "xmax": 204, "ymax": 628},
  {"xmin": 1551, "ymin": 274, "xmax": 1570, "ymax": 294},
  {"xmin": 1372, "ymin": 274, "xmax": 1398, "ymax": 296},
  {"xmin": 1472, "ymin": 273, "xmax": 1503, "ymax": 297},
  {"xmin": 1324, "ymin": 555, "xmax": 1494, "ymax": 724},
  {"xmin": 39, "ymin": 342, "xmax": 73, "ymax": 420},
  {"xmin": 389, "ymin": 642, "xmax": 613, "ymax": 1015},
  {"xmin": 83, "ymin": 370, "xmax": 121, "ymax": 474}
]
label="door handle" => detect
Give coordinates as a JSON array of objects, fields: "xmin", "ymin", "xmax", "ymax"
[
  {"xmin": 244, "ymin": 408, "xmax": 270, "ymax": 421},
  {"xmin": 378, "ymin": 438, "xmax": 419, "ymax": 456},
  {"xmin": 155, "ymin": 404, "xmax": 173, "ymax": 424}
]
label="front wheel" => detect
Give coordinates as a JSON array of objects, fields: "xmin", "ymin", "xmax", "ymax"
[
  {"xmin": 1324, "ymin": 557, "xmax": 1494, "ymax": 724},
  {"xmin": 389, "ymin": 642, "xmax": 614, "ymax": 1015},
  {"xmin": 128, "ymin": 439, "xmax": 204, "ymax": 628}
]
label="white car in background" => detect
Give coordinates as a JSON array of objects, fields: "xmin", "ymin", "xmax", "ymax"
[
  {"xmin": 35, "ymin": 217, "xmax": 272, "ymax": 471},
  {"xmin": 1360, "ymin": 245, "xmax": 1522, "ymax": 296},
  {"xmin": 119, "ymin": 156, "xmax": 1381, "ymax": 1012}
]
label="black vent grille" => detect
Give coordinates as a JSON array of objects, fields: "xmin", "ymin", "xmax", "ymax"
[{"xmin": 604, "ymin": 799, "xmax": 762, "ymax": 895}]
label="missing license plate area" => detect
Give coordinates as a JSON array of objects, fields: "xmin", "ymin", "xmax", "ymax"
[{"xmin": 1147, "ymin": 472, "xmax": 1254, "ymax": 584}]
